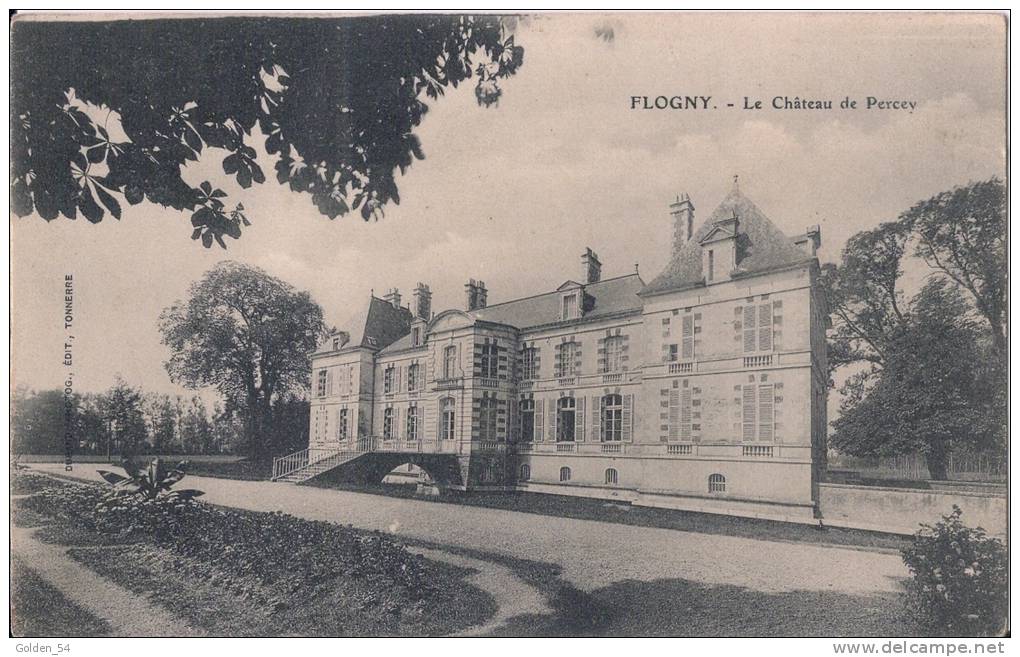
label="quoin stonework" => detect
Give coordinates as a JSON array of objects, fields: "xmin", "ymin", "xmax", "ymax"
[{"xmin": 286, "ymin": 179, "xmax": 829, "ymax": 524}]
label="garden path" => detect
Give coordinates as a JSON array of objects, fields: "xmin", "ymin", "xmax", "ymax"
[
  {"xmin": 34, "ymin": 464, "xmax": 910, "ymax": 597},
  {"xmin": 10, "ymin": 524, "xmax": 201, "ymax": 637}
]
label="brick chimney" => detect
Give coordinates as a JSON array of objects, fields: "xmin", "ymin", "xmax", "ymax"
[
  {"xmin": 382, "ymin": 287, "xmax": 401, "ymax": 309},
  {"xmin": 794, "ymin": 225, "xmax": 822, "ymax": 257},
  {"xmin": 413, "ymin": 282, "xmax": 432, "ymax": 320},
  {"xmin": 581, "ymin": 247, "xmax": 602, "ymax": 284},
  {"xmin": 670, "ymin": 193, "xmax": 695, "ymax": 256},
  {"xmin": 465, "ymin": 279, "xmax": 488, "ymax": 311}
]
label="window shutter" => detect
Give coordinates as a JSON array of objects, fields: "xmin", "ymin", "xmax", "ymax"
[
  {"xmin": 535, "ymin": 399, "xmax": 545, "ymax": 442},
  {"xmin": 681, "ymin": 388, "xmax": 693, "ymax": 440},
  {"xmin": 759, "ymin": 384, "xmax": 774, "ymax": 442},
  {"xmin": 758, "ymin": 304, "xmax": 773, "ymax": 352},
  {"xmin": 668, "ymin": 388, "xmax": 679, "ymax": 441},
  {"xmin": 418, "ymin": 405, "xmax": 425, "ymax": 439},
  {"xmin": 742, "ymin": 385, "xmax": 756, "ymax": 442},
  {"xmin": 681, "ymin": 315, "xmax": 695, "ymax": 360},
  {"xmin": 743, "ymin": 306, "xmax": 757, "ymax": 352},
  {"xmin": 575, "ymin": 396, "xmax": 586, "ymax": 442},
  {"xmin": 549, "ymin": 401, "xmax": 557, "ymax": 441},
  {"xmin": 622, "ymin": 394, "xmax": 633, "ymax": 442},
  {"xmin": 397, "ymin": 407, "xmax": 405, "ymax": 440},
  {"xmin": 591, "ymin": 395, "xmax": 601, "ymax": 442}
]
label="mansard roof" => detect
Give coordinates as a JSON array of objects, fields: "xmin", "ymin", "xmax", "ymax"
[
  {"xmin": 314, "ymin": 295, "xmax": 412, "ymax": 355},
  {"xmin": 470, "ymin": 273, "xmax": 645, "ymax": 330},
  {"xmin": 641, "ymin": 187, "xmax": 813, "ymax": 296}
]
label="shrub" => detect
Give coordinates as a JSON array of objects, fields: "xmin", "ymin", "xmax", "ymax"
[
  {"xmin": 901, "ymin": 505, "xmax": 1007, "ymax": 636},
  {"xmin": 97, "ymin": 457, "xmax": 204, "ymax": 502}
]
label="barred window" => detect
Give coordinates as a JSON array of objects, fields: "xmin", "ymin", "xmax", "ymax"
[
  {"xmin": 559, "ymin": 466, "xmax": 571, "ymax": 482},
  {"xmin": 519, "ymin": 463, "xmax": 531, "ymax": 481},
  {"xmin": 605, "ymin": 468, "xmax": 618, "ymax": 485},
  {"xmin": 709, "ymin": 473, "xmax": 726, "ymax": 493}
]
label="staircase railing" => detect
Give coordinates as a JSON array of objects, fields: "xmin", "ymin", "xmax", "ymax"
[{"xmin": 272, "ymin": 437, "xmax": 372, "ymax": 481}]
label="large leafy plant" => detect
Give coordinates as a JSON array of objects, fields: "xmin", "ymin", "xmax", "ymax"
[{"xmin": 98, "ymin": 457, "xmax": 204, "ymax": 501}]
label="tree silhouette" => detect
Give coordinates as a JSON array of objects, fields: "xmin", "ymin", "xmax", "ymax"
[{"xmin": 10, "ymin": 15, "xmax": 524, "ymax": 246}]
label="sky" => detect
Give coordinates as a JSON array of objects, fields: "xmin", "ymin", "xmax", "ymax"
[{"xmin": 10, "ymin": 12, "xmax": 1006, "ymax": 407}]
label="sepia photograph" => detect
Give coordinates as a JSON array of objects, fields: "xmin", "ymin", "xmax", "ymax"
[{"xmin": 7, "ymin": 9, "xmax": 1009, "ymax": 644}]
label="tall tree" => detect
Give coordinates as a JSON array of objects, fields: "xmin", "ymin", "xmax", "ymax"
[
  {"xmin": 830, "ymin": 279, "xmax": 999, "ymax": 479},
  {"xmin": 99, "ymin": 377, "xmax": 149, "ymax": 456},
  {"xmin": 12, "ymin": 388, "xmax": 73, "ymax": 455},
  {"xmin": 900, "ymin": 178, "xmax": 1007, "ymax": 356},
  {"xmin": 159, "ymin": 262, "xmax": 325, "ymax": 460},
  {"xmin": 142, "ymin": 392, "xmax": 178, "ymax": 454},
  {"xmin": 10, "ymin": 15, "xmax": 523, "ymax": 245}
]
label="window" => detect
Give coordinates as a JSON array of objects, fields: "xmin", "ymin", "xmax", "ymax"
[
  {"xmin": 520, "ymin": 398, "xmax": 535, "ymax": 442},
  {"xmin": 519, "ymin": 463, "xmax": 531, "ymax": 481},
  {"xmin": 709, "ymin": 473, "xmax": 726, "ymax": 493},
  {"xmin": 667, "ymin": 344, "xmax": 679, "ymax": 362},
  {"xmin": 411, "ymin": 326, "xmax": 422, "ymax": 347},
  {"xmin": 562, "ymin": 293, "xmax": 578, "ymax": 320},
  {"xmin": 557, "ymin": 342, "xmax": 579, "ymax": 377},
  {"xmin": 557, "ymin": 397, "xmax": 576, "ymax": 442},
  {"xmin": 605, "ymin": 468, "xmax": 618, "ymax": 485},
  {"xmin": 742, "ymin": 303, "xmax": 774, "ymax": 353},
  {"xmin": 480, "ymin": 341, "xmax": 498, "ymax": 378},
  {"xmin": 522, "ymin": 347, "xmax": 538, "ymax": 379},
  {"xmin": 332, "ymin": 337, "xmax": 341, "ymax": 350},
  {"xmin": 479, "ymin": 395, "xmax": 498, "ymax": 442},
  {"xmin": 407, "ymin": 363, "xmax": 419, "ymax": 392},
  {"xmin": 440, "ymin": 398, "xmax": 455, "ymax": 441},
  {"xmin": 443, "ymin": 345, "xmax": 458, "ymax": 379},
  {"xmin": 383, "ymin": 408, "xmax": 394, "ymax": 439},
  {"xmin": 406, "ymin": 405, "xmax": 418, "ymax": 441},
  {"xmin": 337, "ymin": 408, "xmax": 349, "ymax": 441},
  {"xmin": 559, "ymin": 466, "xmax": 571, "ymax": 482},
  {"xmin": 383, "ymin": 366, "xmax": 395, "ymax": 394},
  {"xmin": 708, "ymin": 249, "xmax": 715, "ymax": 282},
  {"xmin": 604, "ymin": 336, "xmax": 624, "ymax": 373},
  {"xmin": 317, "ymin": 369, "xmax": 327, "ymax": 397},
  {"xmin": 742, "ymin": 384, "xmax": 775, "ymax": 442},
  {"xmin": 601, "ymin": 394, "xmax": 623, "ymax": 442},
  {"xmin": 681, "ymin": 314, "xmax": 695, "ymax": 360}
]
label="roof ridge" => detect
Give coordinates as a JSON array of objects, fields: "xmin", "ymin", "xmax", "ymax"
[{"xmin": 474, "ymin": 272, "xmax": 642, "ymax": 311}]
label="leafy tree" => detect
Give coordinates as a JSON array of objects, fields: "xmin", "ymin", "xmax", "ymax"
[
  {"xmin": 142, "ymin": 392, "xmax": 178, "ymax": 454},
  {"xmin": 100, "ymin": 377, "xmax": 150, "ymax": 456},
  {"xmin": 10, "ymin": 15, "xmax": 524, "ymax": 246},
  {"xmin": 77, "ymin": 393, "xmax": 109, "ymax": 454},
  {"xmin": 12, "ymin": 388, "xmax": 73, "ymax": 455},
  {"xmin": 830, "ymin": 280, "xmax": 999, "ymax": 480},
  {"xmin": 265, "ymin": 394, "xmax": 311, "ymax": 457},
  {"xmin": 179, "ymin": 396, "xmax": 214, "ymax": 454},
  {"xmin": 211, "ymin": 401, "xmax": 246, "ymax": 455},
  {"xmin": 901, "ymin": 178, "xmax": 1006, "ymax": 357},
  {"xmin": 159, "ymin": 262, "xmax": 325, "ymax": 460}
]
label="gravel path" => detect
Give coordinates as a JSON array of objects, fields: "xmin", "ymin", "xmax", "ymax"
[
  {"xmin": 10, "ymin": 525, "xmax": 201, "ymax": 637},
  {"xmin": 34, "ymin": 464, "xmax": 909, "ymax": 596}
]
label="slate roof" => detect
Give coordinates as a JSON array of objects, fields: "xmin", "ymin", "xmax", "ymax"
[
  {"xmin": 469, "ymin": 273, "xmax": 645, "ymax": 330},
  {"xmin": 641, "ymin": 186, "xmax": 814, "ymax": 296},
  {"xmin": 314, "ymin": 296, "xmax": 412, "ymax": 355}
]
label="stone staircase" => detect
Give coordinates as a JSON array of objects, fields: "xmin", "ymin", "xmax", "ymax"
[{"xmin": 272, "ymin": 444, "xmax": 368, "ymax": 484}]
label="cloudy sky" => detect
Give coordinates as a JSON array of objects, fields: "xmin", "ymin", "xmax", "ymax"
[{"xmin": 11, "ymin": 12, "xmax": 1006, "ymax": 402}]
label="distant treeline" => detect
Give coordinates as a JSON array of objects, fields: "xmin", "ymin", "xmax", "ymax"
[{"xmin": 11, "ymin": 377, "xmax": 308, "ymax": 460}]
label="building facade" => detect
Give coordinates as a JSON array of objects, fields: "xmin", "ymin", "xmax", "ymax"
[{"xmin": 305, "ymin": 182, "xmax": 828, "ymax": 522}]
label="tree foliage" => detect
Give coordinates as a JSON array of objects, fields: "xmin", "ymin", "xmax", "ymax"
[
  {"xmin": 10, "ymin": 15, "xmax": 524, "ymax": 246},
  {"xmin": 901, "ymin": 178, "xmax": 1007, "ymax": 356},
  {"xmin": 158, "ymin": 262, "xmax": 326, "ymax": 460},
  {"xmin": 830, "ymin": 280, "xmax": 1000, "ymax": 479}
]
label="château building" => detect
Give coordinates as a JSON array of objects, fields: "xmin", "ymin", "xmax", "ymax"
[{"xmin": 287, "ymin": 180, "xmax": 828, "ymax": 523}]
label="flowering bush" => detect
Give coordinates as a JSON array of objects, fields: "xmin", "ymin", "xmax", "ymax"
[{"xmin": 901, "ymin": 505, "xmax": 1007, "ymax": 636}]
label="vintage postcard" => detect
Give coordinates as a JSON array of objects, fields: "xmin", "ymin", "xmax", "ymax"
[{"xmin": 8, "ymin": 10, "xmax": 1009, "ymax": 645}]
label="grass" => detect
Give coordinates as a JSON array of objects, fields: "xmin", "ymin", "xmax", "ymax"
[
  {"xmin": 184, "ymin": 458, "xmax": 271, "ymax": 481},
  {"xmin": 10, "ymin": 559, "xmax": 113, "ymax": 637},
  {"xmin": 11, "ymin": 472, "xmax": 497, "ymax": 637},
  {"xmin": 307, "ymin": 480, "xmax": 911, "ymax": 552}
]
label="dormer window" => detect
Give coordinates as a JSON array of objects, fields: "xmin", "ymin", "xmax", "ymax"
[
  {"xmin": 562, "ymin": 293, "xmax": 579, "ymax": 320},
  {"xmin": 332, "ymin": 337, "xmax": 341, "ymax": 351},
  {"xmin": 411, "ymin": 326, "xmax": 422, "ymax": 347}
]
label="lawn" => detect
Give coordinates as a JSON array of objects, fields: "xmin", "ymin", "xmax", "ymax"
[
  {"xmin": 10, "ymin": 472, "xmax": 495, "ymax": 636},
  {"xmin": 10, "ymin": 559, "xmax": 113, "ymax": 637}
]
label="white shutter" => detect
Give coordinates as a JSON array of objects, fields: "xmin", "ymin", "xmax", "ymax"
[
  {"xmin": 535, "ymin": 398, "xmax": 545, "ymax": 442},
  {"xmin": 591, "ymin": 395, "xmax": 601, "ymax": 442},
  {"xmin": 622, "ymin": 394, "xmax": 633, "ymax": 442},
  {"xmin": 742, "ymin": 385, "xmax": 756, "ymax": 442},
  {"xmin": 575, "ymin": 396, "xmax": 586, "ymax": 442},
  {"xmin": 682, "ymin": 315, "xmax": 695, "ymax": 360},
  {"xmin": 681, "ymin": 388, "xmax": 693, "ymax": 440},
  {"xmin": 759, "ymin": 384, "xmax": 774, "ymax": 442},
  {"xmin": 326, "ymin": 369, "xmax": 334, "ymax": 396},
  {"xmin": 549, "ymin": 400, "xmax": 558, "ymax": 442},
  {"xmin": 743, "ymin": 306, "xmax": 757, "ymax": 353},
  {"xmin": 758, "ymin": 304, "xmax": 773, "ymax": 352},
  {"xmin": 668, "ymin": 388, "xmax": 679, "ymax": 441}
]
